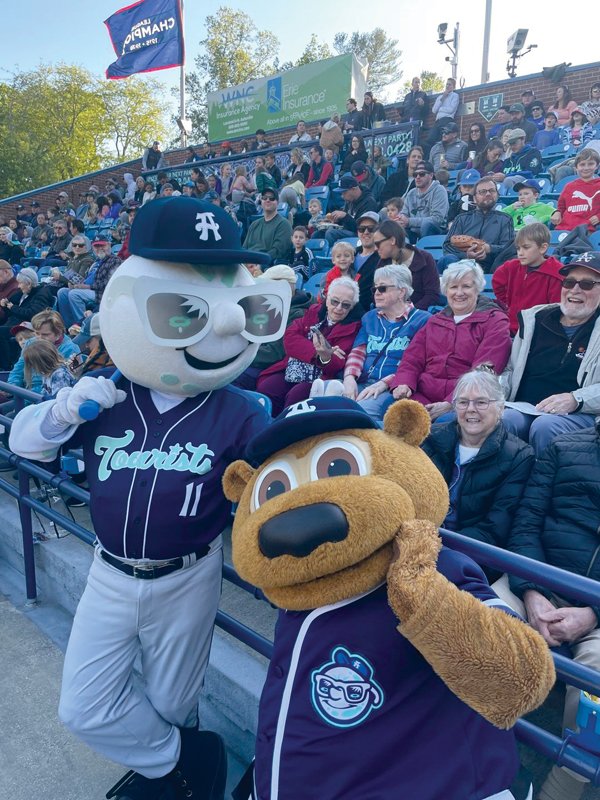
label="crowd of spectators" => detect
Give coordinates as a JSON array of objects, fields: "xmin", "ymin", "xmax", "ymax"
[{"xmin": 2, "ymin": 76, "xmax": 600, "ymax": 800}]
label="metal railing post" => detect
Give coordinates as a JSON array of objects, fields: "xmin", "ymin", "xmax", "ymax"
[{"xmin": 16, "ymin": 460, "xmax": 37, "ymax": 605}]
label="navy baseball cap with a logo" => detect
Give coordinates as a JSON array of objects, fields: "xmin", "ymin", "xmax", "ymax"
[
  {"xmin": 128, "ymin": 196, "xmax": 271, "ymax": 266},
  {"xmin": 559, "ymin": 252, "xmax": 600, "ymax": 276},
  {"xmin": 245, "ymin": 397, "xmax": 378, "ymax": 466}
]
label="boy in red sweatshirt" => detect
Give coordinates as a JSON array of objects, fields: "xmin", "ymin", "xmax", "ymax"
[
  {"xmin": 492, "ymin": 222, "xmax": 564, "ymax": 335},
  {"xmin": 551, "ymin": 147, "xmax": 600, "ymax": 233}
]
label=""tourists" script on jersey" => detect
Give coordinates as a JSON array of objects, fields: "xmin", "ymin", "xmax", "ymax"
[{"xmin": 94, "ymin": 430, "xmax": 215, "ymax": 481}]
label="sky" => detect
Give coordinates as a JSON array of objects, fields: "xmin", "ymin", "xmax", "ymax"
[{"xmin": 2, "ymin": 1, "xmax": 592, "ymax": 109}]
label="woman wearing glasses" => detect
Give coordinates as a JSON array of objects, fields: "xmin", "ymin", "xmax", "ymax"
[
  {"xmin": 390, "ymin": 260, "xmax": 511, "ymax": 422},
  {"xmin": 372, "ymin": 220, "xmax": 440, "ymax": 310},
  {"xmin": 339, "ymin": 264, "xmax": 430, "ymax": 424},
  {"xmin": 422, "ymin": 369, "xmax": 534, "ymax": 556},
  {"xmin": 501, "ymin": 255, "xmax": 600, "ymax": 456},
  {"xmin": 257, "ymin": 276, "xmax": 362, "ymax": 415}
]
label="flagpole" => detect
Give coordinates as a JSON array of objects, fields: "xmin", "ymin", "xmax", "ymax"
[{"xmin": 179, "ymin": 0, "xmax": 186, "ymax": 147}]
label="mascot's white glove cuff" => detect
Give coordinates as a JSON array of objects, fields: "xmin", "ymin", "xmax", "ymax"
[{"xmin": 50, "ymin": 376, "xmax": 127, "ymax": 429}]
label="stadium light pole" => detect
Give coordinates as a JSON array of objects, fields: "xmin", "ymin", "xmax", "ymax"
[
  {"xmin": 481, "ymin": 0, "xmax": 492, "ymax": 84},
  {"xmin": 179, "ymin": 0, "xmax": 186, "ymax": 147}
]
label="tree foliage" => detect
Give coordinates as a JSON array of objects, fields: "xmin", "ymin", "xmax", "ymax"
[
  {"xmin": 185, "ymin": 6, "xmax": 280, "ymax": 141},
  {"xmin": 332, "ymin": 29, "xmax": 402, "ymax": 95},
  {"xmin": 280, "ymin": 35, "xmax": 333, "ymax": 71},
  {"xmin": 0, "ymin": 64, "xmax": 170, "ymax": 199},
  {"xmin": 99, "ymin": 78, "xmax": 170, "ymax": 160}
]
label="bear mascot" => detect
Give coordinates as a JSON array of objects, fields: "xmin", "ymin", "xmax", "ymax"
[
  {"xmin": 9, "ymin": 197, "xmax": 292, "ymax": 800},
  {"xmin": 223, "ymin": 396, "xmax": 556, "ymax": 800}
]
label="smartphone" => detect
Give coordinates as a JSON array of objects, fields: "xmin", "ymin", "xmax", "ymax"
[{"xmin": 309, "ymin": 324, "xmax": 322, "ymax": 336}]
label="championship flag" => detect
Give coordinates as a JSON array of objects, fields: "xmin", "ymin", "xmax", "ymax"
[{"xmin": 104, "ymin": 0, "xmax": 184, "ymax": 80}]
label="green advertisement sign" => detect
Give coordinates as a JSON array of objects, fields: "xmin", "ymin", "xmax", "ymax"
[{"xmin": 207, "ymin": 54, "xmax": 366, "ymax": 142}]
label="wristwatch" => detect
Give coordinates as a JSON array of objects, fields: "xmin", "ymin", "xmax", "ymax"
[{"xmin": 572, "ymin": 391, "xmax": 585, "ymax": 412}]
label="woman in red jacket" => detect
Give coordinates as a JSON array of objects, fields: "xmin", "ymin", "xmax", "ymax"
[
  {"xmin": 390, "ymin": 260, "xmax": 511, "ymax": 421},
  {"xmin": 257, "ymin": 276, "xmax": 362, "ymax": 415}
]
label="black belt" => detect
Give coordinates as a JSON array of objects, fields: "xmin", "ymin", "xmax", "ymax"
[{"xmin": 99, "ymin": 547, "xmax": 210, "ymax": 580}]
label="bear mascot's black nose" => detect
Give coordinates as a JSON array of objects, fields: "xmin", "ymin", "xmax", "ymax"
[{"xmin": 259, "ymin": 503, "xmax": 349, "ymax": 559}]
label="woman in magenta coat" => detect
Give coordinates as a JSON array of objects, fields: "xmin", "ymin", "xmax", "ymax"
[
  {"xmin": 389, "ymin": 260, "xmax": 511, "ymax": 422},
  {"xmin": 257, "ymin": 276, "xmax": 362, "ymax": 415}
]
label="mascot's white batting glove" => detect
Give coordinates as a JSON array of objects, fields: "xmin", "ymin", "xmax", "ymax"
[{"xmin": 50, "ymin": 376, "xmax": 127, "ymax": 428}]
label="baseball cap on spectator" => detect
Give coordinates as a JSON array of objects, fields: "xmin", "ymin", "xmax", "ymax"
[
  {"xmin": 205, "ymin": 190, "xmax": 220, "ymax": 201},
  {"xmin": 350, "ymin": 161, "xmax": 368, "ymax": 181},
  {"xmin": 545, "ymin": 111, "xmax": 559, "ymax": 120},
  {"xmin": 460, "ymin": 169, "xmax": 481, "ymax": 185},
  {"xmin": 414, "ymin": 160, "xmax": 434, "ymax": 174},
  {"xmin": 221, "ymin": 141, "xmax": 231, "ymax": 149},
  {"xmin": 16, "ymin": 204, "xmax": 25, "ymax": 210},
  {"xmin": 88, "ymin": 185, "xmax": 100, "ymax": 193},
  {"xmin": 58, "ymin": 191, "xmax": 69, "ymax": 198},
  {"xmin": 89, "ymin": 314, "xmax": 101, "ymax": 338},
  {"xmin": 530, "ymin": 101, "xmax": 544, "ymax": 112},
  {"xmin": 559, "ymin": 253, "xmax": 600, "ymax": 276},
  {"xmin": 92, "ymin": 239, "xmax": 110, "ymax": 247},
  {"xmin": 509, "ymin": 103, "xmax": 525, "ymax": 113},
  {"xmin": 514, "ymin": 179, "xmax": 542, "ymax": 194},
  {"xmin": 521, "ymin": 89, "xmax": 534, "ymax": 97},
  {"xmin": 441, "ymin": 122, "xmax": 459, "ymax": 134},
  {"xmin": 339, "ymin": 174, "xmax": 359, "ymax": 190},
  {"xmin": 183, "ymin": 180, "xmax": 195, "ymax": 188},
  {"xmin": 31, "ymin": 200, "xmax": 40, "ymax": 207},
  {"xmin": 261, "ymin": 188, "xmax": 278, "ymax": 200},
  {"xmin": 10, "ymin": 321, "xmax": 34, "ymax": 336},
  {"xmin": 506, "ymin": 128, "xmax": 526, "ymax": 142},
  {"xmin": 356, "ymin": 211, "xmax": 380, "ymax": 224},
  {"xmin": 124, "ymin": 201, "xmax": 140, "ymax": 212}
]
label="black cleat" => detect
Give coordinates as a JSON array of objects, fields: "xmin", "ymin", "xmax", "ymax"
[
  {"xmin": 106, "ymin": 770, "xmax": 175, "ymax": 800},
  {"xmin": 169, "ymin": 729, "xmax": 227, "ymax": 800}
]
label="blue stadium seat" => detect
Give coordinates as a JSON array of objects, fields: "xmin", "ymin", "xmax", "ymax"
[
  {"xmin": 277, "ymin": 202, "xmax": 289, "ymax": 218},
  {"xmin": 314, "ymin": 256, "xmax": 333, "ymax": 273},
  {"xmin": 338, "ymin": 237, "xmax": 360, "ymax": 249},
  {"xmin": 483, "ymin": 274, "xmax": 495, "ymax": 297},
  {"xmin": 416, "ymin": 234, "xmax": 445, "ymax": 263},
  {"xmin": 547, "ymin": 229, "xmax": 570, "ymax": 255},
  {"xmin": 553, "ymin": 174, "xmax": 578, "ymax": 193},
  {"xmin": 542, "ymin": 143, "xmax": 577, "ymax": 165},
  {"xmin": 589, "ymin": 231, "xmax": 600, "ymax": 249},
  {"xmin": 536, "ymin": 177, "xmax": 553, "ymax": 194},
  {"xmin": 305, "ymin": 186, "xmax": 330, "ymax": 210},
  {"xmin": 305, "ymin": 239, "xmax": 329, "ymax": 257},
  {"xmin": 243, "ymin": 390, "xmax": 272, "ymax": 416},
  {"xmin": 303, "ymin": 273, "xmax": 324, "ymax": 298}
]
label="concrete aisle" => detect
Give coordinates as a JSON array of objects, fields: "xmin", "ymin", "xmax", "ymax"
[{"xmin": 0, "ymin": 592, "xmax": 123, "ymax": 800}]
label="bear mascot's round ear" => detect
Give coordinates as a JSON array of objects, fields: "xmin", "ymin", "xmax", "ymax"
[
  {"xmin": 223, "ymin": 460, "xmax": 255, "ymax": 504},
  {"xmin": 383, "ymin": 400, "xmax": 431, "ymax": 447}
]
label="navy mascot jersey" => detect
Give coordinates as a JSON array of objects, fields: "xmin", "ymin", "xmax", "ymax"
[
  {"xmin": 255, "ymin": 548, "xmax": 521, "ymax": 800},
  {"xmin": 69, "ymin": 379, "xmax": 269, "ymax": 559}
]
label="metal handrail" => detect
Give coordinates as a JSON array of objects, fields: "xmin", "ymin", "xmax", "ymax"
[{"xmin": 2, "ymin": 380, "xmax": 600, "ymax": 781}]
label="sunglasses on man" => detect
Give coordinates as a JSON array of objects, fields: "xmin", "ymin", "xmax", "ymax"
[{"xmin": 562, "ymin": 278, "xmax": 600, "ymax": 291}]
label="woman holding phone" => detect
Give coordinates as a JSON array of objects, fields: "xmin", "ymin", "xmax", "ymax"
[{"xmin": 257, "ymin": 277, "xmax": 362, "ymax": 415}]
